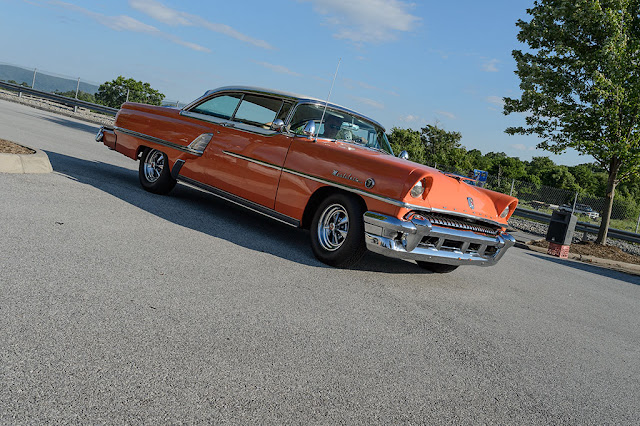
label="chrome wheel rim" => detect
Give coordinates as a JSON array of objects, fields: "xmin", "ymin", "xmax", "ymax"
[
  {"xmin": 143, "ymin": 150, "xmax": 164, "ymax": 183},
  {"xmin": 317, "ymin": 204, "xmax": 349, "ymax": 252}
]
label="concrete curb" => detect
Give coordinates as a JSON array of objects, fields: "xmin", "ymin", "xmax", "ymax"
[
  {"xmin": 523, "ymin": 239, "xmax": 640, "ymax": 277},
  {"xmin": 0, "ymin": 147, "xmax": 53, "ymax": 174}
]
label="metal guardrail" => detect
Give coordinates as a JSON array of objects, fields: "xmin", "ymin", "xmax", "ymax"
[
  {"xmin": 0, "ymin": 81, "xmax": 118, "ymax": 116},
  {"xmin": 513, "ymin": 207, "xmax": 640, "ymax": 244}
]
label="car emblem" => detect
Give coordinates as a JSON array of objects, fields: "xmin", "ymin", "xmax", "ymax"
[
  {"xmin": 467, "ymin": 197, "xmax": 474, "ymax": 210},
  {"xmin": 332, "ymin": 170, "xmax": 360, "ymax": 183},
  {"xmin": 365, "ymin": 178, "xmax": 375, "ymax": 189}
]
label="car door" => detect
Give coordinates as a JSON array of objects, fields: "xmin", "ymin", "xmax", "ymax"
[{"xmin": 180, "ymin": 92, "xmax": 294, "ymax": 209}]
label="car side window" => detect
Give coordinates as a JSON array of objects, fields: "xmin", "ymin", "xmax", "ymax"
[
  {"xmin": 233, "ymin": 95, "xmax": 283, "ymax": 127},
  {"xmin": 191, "ymin": 94, "xmax": 242, "ymax": 119}
]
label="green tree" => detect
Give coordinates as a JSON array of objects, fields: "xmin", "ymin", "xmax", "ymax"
[
  {"xmin": 96, "ymin": 76, "xmax": 165, "ymax": 108},
  {"xmin": 388, "ymin": 127, "xmax": 426, "ymax": 164},
  {"xmin": 54, "ymin": 90, "xmax": 96, "ymax": 103},
  {"xmin": 504, "ymin": 0, "xmax": 640, "ymax": 244},
  {"xmin": 421, "ymin": 124, "xmax": 471, "ymax": 173},
  {"xmin": 466, "ymin": 149, "xmax": 493, "ymax": 171}
]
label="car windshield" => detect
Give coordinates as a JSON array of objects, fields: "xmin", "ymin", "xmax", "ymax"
[{"xmin": 289, "ymin": 103, "xmax": 393, "ymax": 155}]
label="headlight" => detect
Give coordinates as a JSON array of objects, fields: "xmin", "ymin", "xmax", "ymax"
[
  {"xmin": 500, "ymin": 206, "xmax": 510, "ymax": 218},
  {"xmin": 410, "ymin": 180, "xmax": 425, "ymax": 198}
]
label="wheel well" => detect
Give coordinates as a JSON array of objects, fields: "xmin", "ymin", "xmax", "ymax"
[
  {"xmin": 301, "ymin": 187, "xmax": 367, "ymax": 229},
  {"xmin": 136, "ymin": 145, "xmax": 150, "ymax": 160}
]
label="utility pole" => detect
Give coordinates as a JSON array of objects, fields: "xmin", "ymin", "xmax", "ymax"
[
  {"xmin": 31, "ymin": 68, "xmax": 37, "ymax": 89},
  {"xmin": 74, "ymin": 77, "xmax": 80, "ymax": 113}
]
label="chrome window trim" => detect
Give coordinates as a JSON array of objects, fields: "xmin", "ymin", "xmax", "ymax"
[
  {"xmin": 179, "ymin": 110, "xmax": 232, "ymax": 126},
  {"xmin": 115, "ymin": 127, "xmax": 204, "ymax": 156},
  {"xmin": 287, "ymin": 100, "xmax": 385, "ymax": 132},
  {"xmin": 182, "ymin": 87, "xmax": 384, "ymax": 131},
  {"xmin": 230, "ymin": 121, "xmax": 279, "ymax": 136}
]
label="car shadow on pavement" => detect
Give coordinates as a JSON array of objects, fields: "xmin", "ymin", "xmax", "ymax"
[
  {"xmin": 525, "ymin": 252, "xmax": 640, "ymax": 285},
  {"xmin": 45, "ymin": 150, "xmax": 427, "ymax": 274},
  {"xmin": 41, "ymin": 115, "xmax": 102, "ymax": 134}
]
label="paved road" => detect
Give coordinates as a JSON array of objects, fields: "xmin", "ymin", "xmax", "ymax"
[{"xmin": 1, "ymin": 99, "xmax": 639, "ymax": 424}]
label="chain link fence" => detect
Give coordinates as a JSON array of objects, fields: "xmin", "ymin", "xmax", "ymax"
[
  {"xmin": 0, "ymin": 61, "xmax": 185, "ymax": 107},
  {"xmin": 428, "ymin": 161, "xmax": 640, "ymax": 233}
]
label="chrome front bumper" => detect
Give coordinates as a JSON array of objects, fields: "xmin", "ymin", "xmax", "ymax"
[{"xmin": 363, "ymin": 211, "xmax": 515, "ymax": 266}]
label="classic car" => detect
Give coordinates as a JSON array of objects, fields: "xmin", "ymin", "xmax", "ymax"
[
  {"xmin": 96, "ymin": 86, "xmax": 518, "ymax": 272},
  {"xmin": 559, "ymin": 203, "xmax": 600, "ymax": 219}
]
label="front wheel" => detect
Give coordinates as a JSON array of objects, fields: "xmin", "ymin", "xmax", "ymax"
[
  {"xmin": 139, "ymin": 148, "xmax": 176, "ymax": 194},
  {"xmin": 416, "ymin": 261, "xmax": 459, "ymax": 273},
  {"xmin": 310, "ymin": 193, "xmax": 367, "ymax": 268}
]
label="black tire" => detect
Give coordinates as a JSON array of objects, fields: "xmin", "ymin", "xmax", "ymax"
[
  {"xmin": 310, "ymin": 193, "xmax": 367, "ymax": 268},
  {"xmin": 139, "ymin": 148, "xmax": 177, "ymax": 195},
  {"xmin": 416, "ymin": 261, "xmax": 459, "ymax": 273}
]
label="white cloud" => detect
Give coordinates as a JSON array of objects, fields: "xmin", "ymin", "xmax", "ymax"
[
  {"xmin": 435, "ymin": 110, "xmax": 456, "ymax": 120},
  {"xmin": 350, "ymin": 96, "xmax": 384, "ymax": 109},
  {"xmin": 299, "ymin": 0, "xmax": 420, "ymax": 43},
  {"xmin": 341, "ymin": 77, "xmax": 398, "ymax": 97},
  {"xmin": 129, "ymin": 0, "xmax": 273, "ymax": 50},
  {"xmin": 253, "ymin": 61, "xmax": 300, "ymax": 77},
  {"xmin": 511, "ymin": 144, "xmax": 536, "ymax": 151},
  {"xmin": 482, "ymin": 58, "xmax": 499, "ymax": 72},
  {"xmin": 399, "ymin": 114, "xmax": 420, "ymax": 122},
  {"xmin": 48, "ymin": 1, "xmax": 210, "ymax": 52},
  {"xmin": 487, "ymin": 95, "xmax": 505, "ymax": 107}
]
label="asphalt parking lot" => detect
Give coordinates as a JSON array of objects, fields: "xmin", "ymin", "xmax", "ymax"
[{"xmin": 1, "ymin": 99, "xmax": 639, "ymax": 424}]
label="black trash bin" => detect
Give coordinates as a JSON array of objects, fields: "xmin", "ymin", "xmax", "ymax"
[{"xmin": 546, "ymin": 210, "xmax": 577, "ymax": 245}]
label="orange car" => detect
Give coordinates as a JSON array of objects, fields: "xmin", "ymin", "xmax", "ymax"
[{"xmin": 96, "ymin": 86, "xmax": 517, "ymax": 272}]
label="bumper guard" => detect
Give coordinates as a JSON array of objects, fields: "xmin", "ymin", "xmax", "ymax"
[{"xmin": 363, "ymin": 211, "xmax": 515, "ymax": 266}]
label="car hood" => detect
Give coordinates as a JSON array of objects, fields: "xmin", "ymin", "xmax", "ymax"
[{"xmin": 327, "ymin": 141, "xmax": 517, "ymax": 225}]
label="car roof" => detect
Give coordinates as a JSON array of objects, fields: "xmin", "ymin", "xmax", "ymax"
[{"xmin": 200, "ymin": 86, "xmax": 385, "ymax": 130}]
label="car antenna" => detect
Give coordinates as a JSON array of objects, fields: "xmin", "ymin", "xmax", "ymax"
[{"xmin": 316, "ymin": 58, "xmax": 342, "ymax": 139}]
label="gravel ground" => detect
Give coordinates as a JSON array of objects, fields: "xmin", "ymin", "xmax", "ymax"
[
  {"xmin": 509, "ymin": 216, "xmax": 640, "ymax": 256},
  {"xmin": 0, "ymin": 88, "xmax": 114, "ymax": 126},
  {"xmin": 0, "ymin": 138, "xmax": 35, "ymax": 154}
]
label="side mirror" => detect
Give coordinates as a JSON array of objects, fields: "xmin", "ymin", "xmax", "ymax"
[
  {"xmin": 398, "ymin": 150, "xmax": 409, "ymax": 160},
  {"xmin": 271, "ymin": 119, "xmax": 285, "ymax": 132},
  {"xmin": 303, "ymin": 120, "xmax": 316, "ymax": 139}
]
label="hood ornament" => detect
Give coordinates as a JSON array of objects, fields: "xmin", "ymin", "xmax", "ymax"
[{"xmin": 467, "ymin": 197, "xmax": 475, "ymax": 210}]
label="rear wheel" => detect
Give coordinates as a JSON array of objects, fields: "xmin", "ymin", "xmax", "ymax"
[
  {"xmin": 310, "ymin": 193, "xmax": 366, "ymax": 268},
  {"xmin": 139, "ymin": 148, "xmax": 176, "ymax": 194},
  {"xmin": 416, "ymin": 261, "xmax": 459, "ymax": 273}
]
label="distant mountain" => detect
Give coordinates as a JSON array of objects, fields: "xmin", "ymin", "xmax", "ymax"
[{"xmin": 0, "ymin": 64, "xmax": 99, "ymax": 94}]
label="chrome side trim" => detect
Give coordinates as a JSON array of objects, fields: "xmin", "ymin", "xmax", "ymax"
[
  {"xmin": 191, "ymin": 146, "xmax": 505, "ymax": 229},
  {"xmin": 222, "ymin": 151, "xmax": 282, "ymax": 171},
  {"xmin": 221, "ymin": 151, "xmax": 401, "ymax": 207},
  {"xmin": 115, "ymin": 127, "xmax": 203, "ymax": 156},
  {"xmin": 281, "ymin": 167, "xmax": 408, "ymax": 208},
  {"xmin": 177, "ymin": 176, "xmax": 300, "ymax": 228},
  {"xmin": 180, "ymin": 110, "xmax": 281, "ymax": 137}
]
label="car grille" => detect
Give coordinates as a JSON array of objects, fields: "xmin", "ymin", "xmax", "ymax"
[{"xmin": 419, "ymin": 213, "xmax": 501, "ymax": 236}]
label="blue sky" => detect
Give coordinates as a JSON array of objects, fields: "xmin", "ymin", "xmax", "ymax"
[{"xmin": 1, "ymin": 0, "xmax": 591, "ymax": 166}]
